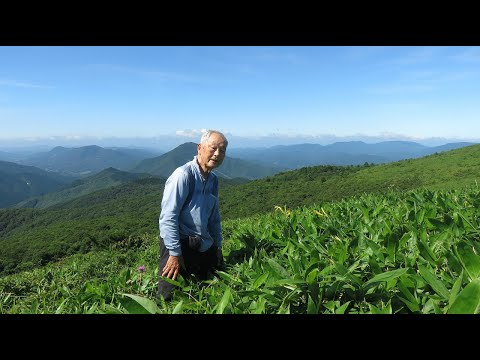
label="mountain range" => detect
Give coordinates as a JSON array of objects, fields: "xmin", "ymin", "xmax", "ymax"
[
  {"xmin": 131, "ymin": 142, "xmax": 287, "ymax": 179},
  {"xmin": 16, "ymin": 145, "xmax": 159, "ymax": 177},
  {"xmin": 227, "ymin": 141, "xmax": 475, "ymax": 169}
]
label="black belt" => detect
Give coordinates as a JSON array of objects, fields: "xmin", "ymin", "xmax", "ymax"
[{"xmin": 181, "ymin": 235, "xmax": 202, "ymax": 251}]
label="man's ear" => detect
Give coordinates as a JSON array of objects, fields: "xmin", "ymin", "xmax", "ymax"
[{"xmin": 197, "ymin": 143, "xmax": 201, "ymax": 153}]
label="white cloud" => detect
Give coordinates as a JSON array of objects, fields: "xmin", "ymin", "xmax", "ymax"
[
  {"xmin": 378, "ymin": 131, "xmax": 424, "ymax": 140},
  {"xmin": 175, "ymin": 129, "xmax": 206, "ymax": 138}
]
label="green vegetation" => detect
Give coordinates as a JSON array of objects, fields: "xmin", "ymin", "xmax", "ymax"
[
  {"xmin": 1, "ymin": 185, "xmax": 479, "ymax": 314},
  {"xmin": 0, "ymin": 178, "xmax": 163, "ymax": 275},
  {"xmin": 0, "ymin": 160, "xmax": 72, "ymax": 207}
]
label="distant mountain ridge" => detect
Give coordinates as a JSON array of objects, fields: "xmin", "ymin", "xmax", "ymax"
[
  {"xmin": 0, "ymin": 150, "xmax": 25, "ymax": 162},
  {"xmin": 227, "ymin": 141, "xmax": 476, "ymax": 169},
  {"xmin": 7, "ymin": 141, "xmax": 476, "ymax": 180},
  {"xmin": 131, "ymin": 142, "xmax": 287, "ymax": 179},
  {"xmin": 17, "ymin": 145, "xmax": 154, "ymax": 177}
]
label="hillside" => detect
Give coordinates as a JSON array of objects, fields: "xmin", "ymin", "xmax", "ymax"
[
  {"xmin": 0, "ymin": 160, "xmax": 74, "ymax": 208},
  {"xmin": 14, "ymin": 167, "xmax": 154, "ymax": 209},
  {"xmin": 1, "ymin": 185, "xmax": 479, "ymax": 314},
  {"xmin": 1, "ymin": 144, "xmax": 480, "ymax": 276}
]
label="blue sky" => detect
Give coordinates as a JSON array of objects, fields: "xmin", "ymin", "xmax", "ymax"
[{"xmin": 1, "ymin": 46, "xmax": 480, "ymax": 144}]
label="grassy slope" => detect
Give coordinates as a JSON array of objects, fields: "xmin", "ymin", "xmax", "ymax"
[{"xmin": 220, "ymin": 144, "xmax": 480, "ymax": 219}]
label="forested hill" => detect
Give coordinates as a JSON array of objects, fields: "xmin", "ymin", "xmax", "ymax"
[
  {"xmin": 0, "ymin": 160, "xmax": 73, "ymax": 208},
  {"xmin": 14, "ymin": 167, "xmax": 154, "ymax": 209},
  {"xmin": 1, "ymin": 144, "xmax": 480, "ymax": 276}
]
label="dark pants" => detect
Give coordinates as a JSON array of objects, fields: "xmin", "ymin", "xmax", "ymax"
[{"xmin": 157, "ymin": 236, "xmax": 218, "ymax": 301}]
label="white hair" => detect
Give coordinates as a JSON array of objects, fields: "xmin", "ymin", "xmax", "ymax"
[{"xmin": 200, "ymin": 130, "xmax": 228, "ymax": 146}]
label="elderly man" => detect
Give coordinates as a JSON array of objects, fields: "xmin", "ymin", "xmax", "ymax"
[{"xmin": 157, "ymin": 130, "xmax": 228, "ymax": 301}]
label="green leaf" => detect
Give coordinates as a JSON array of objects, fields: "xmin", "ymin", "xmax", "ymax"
[
  {"xmin": 448, "ymin": 271, "xmax": 464, "ymax": 308},
  {"xmin": 426, "ymin": 217, "xmax": 449, "ymax": 230},
  {"xmin": 119, "ymin": 293, "xmax": 160, "ymax": 314},
  {"xmin": 252, "ymin": 297, "xmax": 266, "ymax": 314},
  {"xmin": 160, "ymin": 276, "xmax": 183, "ymax": 287},
  {"xmin": 55, "ymin": 298, "xmax": 68, "ymax": 314},
  {"xmin": 457, "ymin": 212, "xmax": 475, "ymax": 231},
  {"xmin": 335, "ymin": 301, "xmax": 351, "ymax": 314},
  {"xmin": 172, "ymin": 301, "xmax": 183, "ymax": 314},
  {"xmin": 267, "ymin": 258, "xmax": 289, "ymax": 278},
  {"xmin": 456, "ymin": 244, "xmax": 480, "ymax": 280},
  {"xmin": 417, "ymin": 237, "xmax": 438, "ymax": 266},
  {"xmin": 306, "ymin": 268, "xmax": 319, "ymax": 285},
  {"xmin": 416, "ymin": 209, "xmax": 425, "ymax": 224},
  {"xmin": 368, "ymin": 303, "xmax": 382, "ymax": 314},
  {"xmin": 215, "ymin": 271, "xmax": 243, "ymax": 285},
  {"xmin": 397, "ymin": 296, "xmax": 420, "ymax": 313},
  {"xmin": 103, "ymin": 304, "xmax": 125, "ymax": 314},
  {"xmin": 366, "ymin": 268, "xmax": 408, "ymax": 286},
  {"xmin": 448, "ymin": 280, "xmax": 480, "ymax": 314},
  {"xmin": 383, "ymin": 301, "xmax": 392, "ymax": 314},
  {"xmin": 29, "ymin": 299, "xmax": 39, "ymax": 314},
  {"xmin": 216, "ymin": 287, "xmax": 232, "ymax": 314},
  {"xmin": 417, "ymin": 265, "xmax": 450, "ymax": 301},
  {"xmin": 385, "ymin": 234, "xmax": 397, "ymax": 263},
  {"xmin": 359, "ymin": 206, "xmax": 370, "ymax": 223},
  {"xmin": 252, "ymin": 272, "xmax": 269, "ymax": 289},
  {"xmin": 398, "ymin": 232, "xmax": 411, "ymax": 248},
  {"xmin": 307, "ymin": 295, "xmax": 317, "ymax": 314},
  {"xmin": 272, "ymin": 278, "xmax": 305, "ymax": 286},
  {"xmin": 397, "ymin": 280, "xmax": 420, "ymax": 312}
]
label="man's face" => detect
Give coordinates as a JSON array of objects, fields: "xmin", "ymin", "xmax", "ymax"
[{"xmin": 197, "ymin": 133, "xmax": 227, "ymax": 172}]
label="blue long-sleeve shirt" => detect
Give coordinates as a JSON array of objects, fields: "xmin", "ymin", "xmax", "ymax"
[{"xmin": 159, "ymin": 156, "xmax": 223, "ymax": 256}]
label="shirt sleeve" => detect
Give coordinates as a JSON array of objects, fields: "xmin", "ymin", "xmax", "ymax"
[
  {"xmin": 208, "ymin": 176, "xmax": 223, "ymax": 248},
  {"xmin": 159, "ymin": 168, "xmax": 190, "ymax": 256}
]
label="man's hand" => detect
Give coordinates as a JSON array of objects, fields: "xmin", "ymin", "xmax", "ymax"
[{"xmin": 162, "ymin": 255, "xmax": 185, "ymax": 280}]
